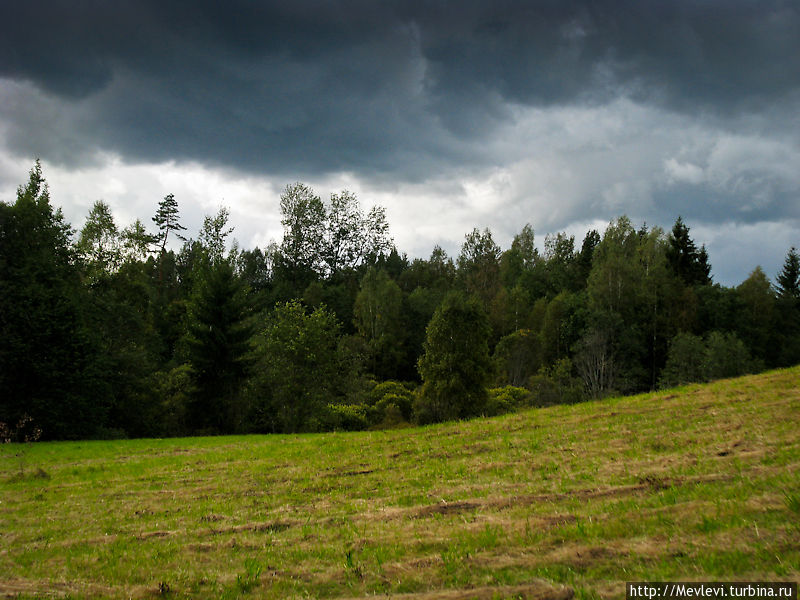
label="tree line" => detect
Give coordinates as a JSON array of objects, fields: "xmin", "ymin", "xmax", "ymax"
[{"xmin": 1, "ymin": 162, "xmax": 799, "ymax": 440}]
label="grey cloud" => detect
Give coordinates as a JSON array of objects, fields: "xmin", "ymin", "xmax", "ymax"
[
  {"xmin": 1, "ymin": 0, "xmax": 798, "ymax": 179},
  {"xmin": 1, "ymin": 0, "xmax": 798, "ymax": 285}
]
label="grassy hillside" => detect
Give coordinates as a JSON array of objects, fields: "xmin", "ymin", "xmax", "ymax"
[{"xmin": 1, "ymin": 368, "xmax": 799, "ymax": 599}]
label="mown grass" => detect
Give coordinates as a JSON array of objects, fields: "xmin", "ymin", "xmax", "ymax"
[{"xmin": 1, "ymin": 367, "xmax": 798, "ymax": 599}]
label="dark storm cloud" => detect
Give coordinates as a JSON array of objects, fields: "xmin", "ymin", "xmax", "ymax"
[{"xmin": 1, "ymin": 0, "xmax": 798, "ymax": 178}]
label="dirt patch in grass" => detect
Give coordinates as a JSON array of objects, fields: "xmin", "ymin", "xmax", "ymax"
[
  {"xmin": 135, "ymin": 529, "xmax": 177, "ymax": 540},
  {"xmin": 373, "ymin": 471, "xmax": 744, "ymax": 523},
  {"xmin": 414, "ymin": 501, "xmax": 481, "ymax": 518},
  {"xmin": 336, "ymin": 468, "xmax": 375, "ymax": 477},
  {"xmin": 205, "ymin": 520, "xmax": 294, "ymax": 535},
  {"xmin": 551, "ymin": 544, "xmax": 620, "ymax": 569}
]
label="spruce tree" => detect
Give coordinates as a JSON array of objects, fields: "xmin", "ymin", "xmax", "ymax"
[
  {"xmin": 184, "ymin": 261, "xmax": 253, "ymax": 433},
  {"xmin": 776, "ymin": 247, "xmax": 800, "ymax": 300},
  {"xmin": 775, "ymin": 247, "xmax": 800, "ymax": 366},
  {"xmin": 666, "ymin": 216, "xmax": 711, "ymax": 286}
]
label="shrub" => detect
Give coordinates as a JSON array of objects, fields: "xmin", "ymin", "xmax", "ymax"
[
  {"xmin": 323, "ymin": 404, "xmax": 369, "ymax": 432},
  {"xmin": 486, "ymin": 386, "xmax": 531, "ymax": 416},
  {"xmin": 368, "ymin": 381, "xmax": 415, "ymax": 426}
]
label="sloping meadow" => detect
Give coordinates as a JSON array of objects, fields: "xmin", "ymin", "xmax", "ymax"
[{"xmin": 1, "ymin": 367, "xmax": 798, "ymax": 599}]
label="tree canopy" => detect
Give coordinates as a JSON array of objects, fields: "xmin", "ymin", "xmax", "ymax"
[{"xmin": 2, "ymin": 162, "xmax": 798, "ymax": 440}]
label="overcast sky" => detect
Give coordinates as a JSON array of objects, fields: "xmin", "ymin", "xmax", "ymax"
[{"xmin": 1, "ymin": 1, "xmax": 798, "ymax": 285}]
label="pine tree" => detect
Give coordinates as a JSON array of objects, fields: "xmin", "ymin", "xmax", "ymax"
[{"xmin": 152, "ymin": 193, "xmax": 187, "ymax": 255}]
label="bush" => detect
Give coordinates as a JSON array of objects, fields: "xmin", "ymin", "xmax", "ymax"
[
  {"xmin": 324, "ymin": 404, "xmax": 369, "ymax": 432},
  {"xmin": 367, "ymin": 381, "xmax": 415, "ymax": 428},
  {"xmin": 493, "ymin": 329, "xmax": 542, "ymax": 387},
  {"xmin": 486, "ymin": 386, "xmax": 531, "ymax": 416}
]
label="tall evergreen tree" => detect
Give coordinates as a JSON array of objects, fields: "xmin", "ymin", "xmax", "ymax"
[
  {"xmin": 183, "ymin": 261, "xmax": 254, "ymax": 433},
  {"xmin": 776, "ymin": 247, "xmax": 800, "ymax": 300},
  {"xmin": 666, "ymin": 216, "xmax": 711, "ymax": 286},
  {"xmin": 774, "ymin": 247, "xmax": 800, "ymax": 366},
  {"xmin": 0, "ymin": 162, "xmax": 104, "ymax": 439},
  {"xmin": 152, "ymin": 193, "xmax": 187, "ymax": 255}
]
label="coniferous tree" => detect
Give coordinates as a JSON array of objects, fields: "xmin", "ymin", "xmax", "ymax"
[
  {"xmin": 666, "ymin": 216, "xmax": 711, "ymax": 286},
  {"xmin": 0, "ymin": 162, "xmax": 104, "ymax": 439},
  {"xmin": 183, "ymin": 261, "xmax": 254, "ymax": 433},
  {"xmin": 152, "ymin": 193, "xmax": 187, "ymax": 255},
  {"xmin": 773, "ymin": 247, "xmax": 800, "ymax": 366},
  {"xmin": 776, "ymin": 247, "xmax": 800, "ymax": 300}
]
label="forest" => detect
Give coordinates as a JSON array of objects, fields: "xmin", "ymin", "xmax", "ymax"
[{"xmin": 1, "ymin": 161, "xmax": 799, "ymax": 440}]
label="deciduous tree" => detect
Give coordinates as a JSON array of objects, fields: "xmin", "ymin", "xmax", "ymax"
[
  {"xmin": 249, "ymin": 301, "xmax": 342, "ymax": 433},
  {"xmin": 414, "ymin": 291, "xmax": 492, "ymax": 423}
]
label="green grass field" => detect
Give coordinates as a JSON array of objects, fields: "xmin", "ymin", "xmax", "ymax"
[{"xmin": 2, "ymin": 368, "xmax": 799, "ymax": 599}]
